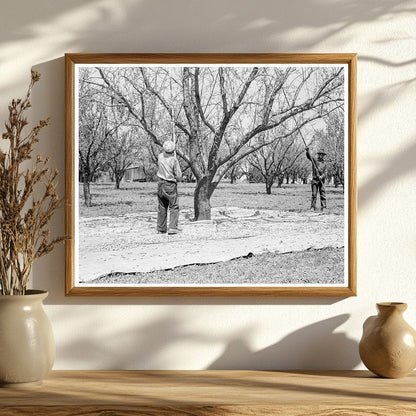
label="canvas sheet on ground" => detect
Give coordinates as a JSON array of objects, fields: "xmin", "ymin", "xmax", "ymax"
[{"xmin": 75, "ymin": 63, "xmax": 348, "ymax": 286}]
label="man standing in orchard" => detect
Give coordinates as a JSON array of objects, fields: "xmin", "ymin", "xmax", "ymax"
[
  {"xmin": 306, "ymin": 147, "xmax": 327, "ymax": 212},
  {"xmin": 157, "ymin": 140, "xmax": 182, "ymax": 234}
]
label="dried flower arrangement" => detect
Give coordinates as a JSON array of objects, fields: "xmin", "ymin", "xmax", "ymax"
[{"xmin": 0, "ymin": 71, "xmax": 65, "ymax": 295}]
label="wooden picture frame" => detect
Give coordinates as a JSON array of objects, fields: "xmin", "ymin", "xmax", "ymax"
[{"xmin": 65, "ymin": 53, "xmax": 356, "ymax": 296}]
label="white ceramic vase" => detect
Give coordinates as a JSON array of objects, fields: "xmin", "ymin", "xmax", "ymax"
[{"xmin": 0, "ymin": 290, "xmax": 55, "ymax": 387}]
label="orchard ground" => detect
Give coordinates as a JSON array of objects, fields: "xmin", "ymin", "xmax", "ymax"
[{"xmin": 78, "ymin": 181, "xmax": 346, "ymax": 285}]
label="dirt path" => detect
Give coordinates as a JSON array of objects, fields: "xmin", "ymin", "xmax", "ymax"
[{"xmin": 78, "ymin": 207, "xmax": 344, "ymax": 282}]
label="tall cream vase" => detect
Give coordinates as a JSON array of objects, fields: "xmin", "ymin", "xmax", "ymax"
[
  {"xmin": 0, "ymin": 290, "xmax": 55, "ymax": 386},
  {"xmin": 0, "ymin": 71, "xmax": 63, "ymax": 386}
]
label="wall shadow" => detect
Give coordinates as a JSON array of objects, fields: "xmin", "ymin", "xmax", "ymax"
[
  {"xmin": 0, "ymin": 0, "xmax": 414, "ymax": 99},
  {"xmin": 1, "ymin": 0, "xmax": 413, "ymax": 55},
  {"xmin": 358, "ymin": 139, "xmax": 416, "ymax": 210},
  {"xmin": 54, "ymin": 311, "xmax": 359, "ymax": 370},
  {"xmin": 55, "ymin": 311, "xmax": 215, "ymax": 369},
  {"xmin": 207, "ymin": 314, "xmax": 360, "ymax": 370}
]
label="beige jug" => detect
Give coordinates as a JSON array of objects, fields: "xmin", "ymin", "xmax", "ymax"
[{"xmin": 359, "ymin": 302, "xmax": 416, "ymax": 378}]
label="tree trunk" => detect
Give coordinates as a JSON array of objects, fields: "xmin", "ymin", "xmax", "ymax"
[
  {"xmin": 277, "ymin": 174, "xmax": 284, "ymax": 188},
  {"xmin": 230, "ymin": 165, "xmax": 238, "ymax": 184},
  {"xmin": 83, "ymin": 181, "xmax": 92, "ymax": 207},
  {"xmin": 265, "ymin": 176, "xmax": 274, "ymax": 195},
  {"xmin": 115, "ymin": 172, "xmax": 123, "ymax": 190},
  {"xmin": 194, "ymin": 177, "xmax": 212, "ymax": 220}
]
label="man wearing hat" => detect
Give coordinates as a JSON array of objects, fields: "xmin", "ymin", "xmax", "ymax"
[
  {"xmin": 306, "ymin": 147, "xmax": 327, "ymax": 211},
  {"xmin": 157, "ymin": 140, "xmax": 182, "ymax": 234}
]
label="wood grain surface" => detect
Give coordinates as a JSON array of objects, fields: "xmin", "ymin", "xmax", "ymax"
[{"xmin": 1, "ymin": 370, "xmax": 415, "ymax": 415}]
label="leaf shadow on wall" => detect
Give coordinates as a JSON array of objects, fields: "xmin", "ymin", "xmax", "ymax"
[
  {"xmin": 356, "ymin": 55, "xmax": 416, "ymax": 210},
  {"xmin": 0, "ymin": 0, "xmax": 413, "ymax": 51},
  {"xmin": 54, "ymin": 312, "xmax": 212, "ymax": 369},
  {"xmin": 207, "ymin": 314, "xmax": 360, "ymax": 370},
  {"xmin": 0, "ymin": 0, "xmax": 414, "ymax": 97},
  {"xmin": 358, "ymin": 140, "xmax": 416, "ymax": 210},
  {"xmin": 53, "ymin": 309, "xmax": 359, "ymax": 370},
  {"xmin": 53, "ymin": 308, "xmax": 244, "ymax": 370}
]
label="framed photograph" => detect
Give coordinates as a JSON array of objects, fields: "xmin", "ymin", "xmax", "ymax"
[{"xmin": 65, "ymin": 53, "xmax": 356, "ymax": 296}]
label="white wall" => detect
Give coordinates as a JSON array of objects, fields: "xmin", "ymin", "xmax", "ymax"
[{"xmin": 1, "ymin": 0, "xmax": 415, "ymax": 370}]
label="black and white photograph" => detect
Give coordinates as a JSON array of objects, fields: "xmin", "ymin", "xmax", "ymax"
[{"xmin": 65, "ymin": 54, "xmax": 356, "ymax": 296}]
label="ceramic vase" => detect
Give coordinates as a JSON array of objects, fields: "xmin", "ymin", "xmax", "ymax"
[
  {"xmin": 0, "ymin": 290, "xmax": 55, "ymax": 387},
  {"xmin": 359, "ymin": 302, "xmax": 416, "ymax": 378}
]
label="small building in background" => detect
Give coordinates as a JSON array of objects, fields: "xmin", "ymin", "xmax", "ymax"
[
  {"xmin": 236, "ymin": 173, "xmax": 249, "ymax": 183},
  {"xmin": 95, "ymin": 171, "xmax": 112, "ymax": 183},
  {"xmin": 123, "ymin": 165, "xmax": 146, "ymax": 182}
]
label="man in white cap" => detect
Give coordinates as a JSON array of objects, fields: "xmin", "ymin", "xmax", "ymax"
[{"xmin": 156, "ymin": 140, "xmax": 182, "ymax": 234}]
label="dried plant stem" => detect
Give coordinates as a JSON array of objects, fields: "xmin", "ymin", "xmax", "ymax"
[{"xmin": 0, "ymin": 71, "xmax": 65, "ymax": 295}]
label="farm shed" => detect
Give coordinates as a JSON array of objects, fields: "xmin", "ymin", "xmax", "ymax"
[{"xmin": 123, "ymin": 166, "xmax": 146, "ymax": 182}]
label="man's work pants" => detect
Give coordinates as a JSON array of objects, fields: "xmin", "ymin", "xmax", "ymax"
[
  {"xmin": 311, "ymin": 180, "xmax": 326, "ymax": 210},
  {"xmin": 157, "ymin": 179, "xmax": 179, "ymax": 232}
]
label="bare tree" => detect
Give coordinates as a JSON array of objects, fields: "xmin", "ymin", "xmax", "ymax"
[
  {"xmin": 78, "ymin": 69, "xmax": 127, "ymax": 206},
  {"xmin": 104, "ymin": 126, "xmax": 142, "ymax": 189},
  {"xmin": 247, "ymin": 131, "xmax": 305, "ymax": 194},
  {"xmin": 285, "ymin": 149, "xmax": 311, "ymax": 184},
  {"xmin": 317, "ymin": 110, "xmax": 345, "ymax": 187},
  {"xmin": 96, "ymin": 66, "xmax": 344, "ymax": 219}
]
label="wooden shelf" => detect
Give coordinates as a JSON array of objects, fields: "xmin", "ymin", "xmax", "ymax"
[{"xmin": 1, "ymin": 370, "xmax": 415, "ymax": 415}]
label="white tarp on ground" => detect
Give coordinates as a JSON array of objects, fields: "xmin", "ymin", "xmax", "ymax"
[{"xmin": 78, "ymin": 207, "xmax": 344, "ymax": 282}]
